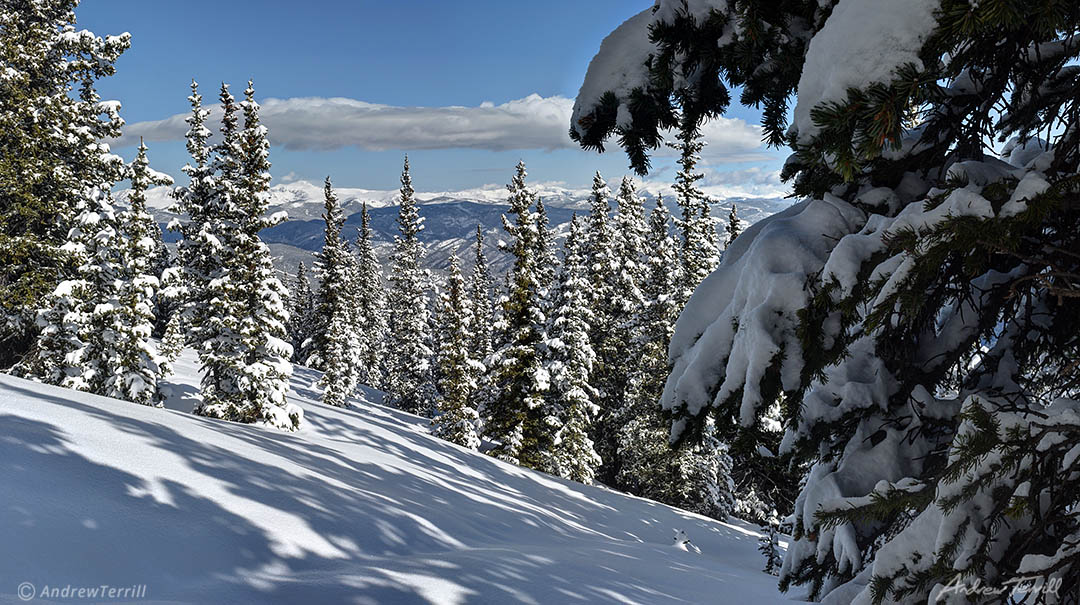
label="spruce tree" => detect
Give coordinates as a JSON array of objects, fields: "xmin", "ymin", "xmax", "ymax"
[
  {"xmin": 307, "ymin": 177, "xmax": 361, "ymax": 407},
  {"xmin": 575, "ymin": 3, "xmax": 1080, "ymax": 600},
  {"xmin": 759, "ymin": 510, "xmax": 783, "ymax": 576},
  {"xmin": 24, "ymin": 141, "xmax": 171, "ymax": 406},
  {"xmin": 354, "ymin": 202, "xmax": 387, "ymax": 389},
  {"xmin": 607, "ymin": 175, "xmax": 648, "ymax": 407},
  {"xmin": 670, "ymin": 125, "xmax": 717, "ymax": 304},
  {"xmin": 468, "ymin": 225, "xmax": 495, "ymax": 365},
  {"xmin": 482, "ymin": 161, "xmax": 550, "ymax": 466},
  {"xmin": 544, "ymin": 216, "xmax": 601, "ymax": 484},
  {"xmin": 533, "ymin": 197, "xmax": 558, "ymax": 296},
  {"xmin": 1, "ymin": 2, "xmax": 130, "ymax": 368},
  {"xmin": 184, "ymin": 82, "xmax": 298, "ymax": 430},
  {"xmin": 287, "ymin": 262, "xmax": 316, "ymax": 364},
  {"xmin": 385, "ymin": 156, "xmax": 435, "ymax": 414},
  {"xmin": 724, "ymin": 203, "xmax": 741, "ymax": 249},
  {"xmin": 432, "ymin": 256, "xmax": 482, "ymax": 449},
  {"xmin": 580, "ymin": 171, "xmax": 625, "ymax": 483},
  {"xmin": 617, "ymin": 195, "xmax": 680, "ymax": 493},
  {"xmin": 165, "ymin": 80, "xmax": 216, "ymax": 348}
]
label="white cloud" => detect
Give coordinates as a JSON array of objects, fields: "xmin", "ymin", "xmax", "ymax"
[
  {"xmin": 654, "ymin": 117, "xmax": 777, "ymax": 164},
  {"xmin": 113, "ymin": 94, "xmax": 770, "ymax": 162},
  {"xmin": 642, "ymin": 165, "xmax": 790, "ymax": 199}
]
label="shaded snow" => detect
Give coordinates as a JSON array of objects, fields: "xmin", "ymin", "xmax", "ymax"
[{"xmin": 0, "ymin": 349, "xmax": 790, "ymax": 604}]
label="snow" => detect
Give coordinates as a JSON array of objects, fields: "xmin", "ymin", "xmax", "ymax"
[
  {"xmin": 663, "ymin": 195, "xmax": 866, "ymax": 427},
  {"xmin": 793, "ymin": 0, "xmax": 940, "ymax": 143},
  {"xmin": 0, "ymin": 348, "xmax": 791, "ymax": 604},
  {"xmin": 571, "ymin": 8, "xmax": 656, "ymax": 139}
]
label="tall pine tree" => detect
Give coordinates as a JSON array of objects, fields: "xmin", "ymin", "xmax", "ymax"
[
  {"xmin": 670, "ymin": 125, "xmax": 717, "ymax": 304},
  {"xmin": 469, "ymin": 225, "xmax": 495, "ymax": 365},
  {"xmin": 183, "ymin": 82, "xmax": 298, "ymax": 430},
  {"xmin": 483, "ymin": 161, "xmax": 550, "ymax": 466},
  {"xmin": 544, "ymin": 216, "xmax": 601, "ymax": 484},
  {"xmin": 307, "ymin": 177, "xmax": 361, "ymax": 407},
  {"xmin": 0, "ymin": 2, "xmax": 130, "ymax": 368},
  {"xmin": 432, "ymin": 255, "xmax": 482, "ymax": 449},
  {"xmin": 353, "ymin": 202, "xmax": 387, "ymax": 389},
  {"xmin": 287, "ymin": 262, "xmax": 315, "ymax": 364},
  {"xmin": 385, "ymin": 156, "xmax": 435, "ymax": 414}
]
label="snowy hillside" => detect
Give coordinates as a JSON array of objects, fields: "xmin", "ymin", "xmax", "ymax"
[{"xmin": 0, "ymin": 349, "xmax": 791, "ymax": 604}]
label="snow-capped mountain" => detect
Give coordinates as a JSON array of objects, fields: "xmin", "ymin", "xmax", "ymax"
[{"xmin": 119, "ymin": 180, "xmax": 792, "ymax": 276}]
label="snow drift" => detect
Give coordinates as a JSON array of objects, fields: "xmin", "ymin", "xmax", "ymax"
[{"xmin": 0, "ymin": 350, "xmax": 788, "ymax": 603}]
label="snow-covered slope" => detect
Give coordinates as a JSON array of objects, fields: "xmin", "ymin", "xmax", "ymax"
[{"xmin": 0, "ymin": 350, "xmax": 790, "ymax": 604}]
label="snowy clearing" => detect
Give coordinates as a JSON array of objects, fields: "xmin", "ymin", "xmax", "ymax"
[{"xmin": 0, "ymin": 349, "xmax": 790, "ymax": 604}]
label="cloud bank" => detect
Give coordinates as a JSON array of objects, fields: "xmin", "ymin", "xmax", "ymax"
[{"xmin": 114, "ymin": 94, "xmax": 770, "ymax": 162}]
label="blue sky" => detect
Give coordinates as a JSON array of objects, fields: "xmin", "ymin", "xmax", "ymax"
[{"xmin": 77, "ymin": 0, "xmax": 787, "ymax": 195}]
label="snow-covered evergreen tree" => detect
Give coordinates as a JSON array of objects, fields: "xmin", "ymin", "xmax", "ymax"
[
  {"xmin": 24, "ymin": 139, "xmax": 171, "ymax": 406},
  {"xmin": 180, "ymin": 81, "xmax": 298, "ymax": 431},
  {"xmin": 617, "ymin": 195, "xmax": 680, "ymax": 492},
  {"xmin": 353, "ymin": 202, "xmax": 387, "ymax": 389},
  {"xmin": 482, "ymin": 161, "xmax": 550, "ymax": 467},
  {"xmin": 0, "ymin": 1, "xmax": 130, "ymax": 368},
  {"xmin": 307, "ymin": 177, "xmax": 361, "ymax": 407},
  {"xmin": 533, "ymin": 197, "xmax": 558, "ymax": 296},
  {"xmin": 607, "ymin": 175, "xmax": 648, "ymax": 404},
  {"xmin": 758, "ymin": 510, "xmax": 782, "ymax": 576},
  {"xmin": 544, "ymin": 216, "xmax": 601, "ymax": 484},
  {"xmin": 287, "ymin": 262, "xmax": 316, "ymax": 364},
  {"xmin": 669, "ymin": 125, "xmax": 718, "ymax": 304},
  {"xmin": 431, "ymin": 255, "xmax": 482, "ymax": 449},
  {"xmin": 468, "ymin": 225, "xmax": 495, "ymax": 365},
  {"xmin": 724, "ymin": 203, "xmax": 741, "ymax": 250},
  {"xmin": 385, "ymin": 156, "xmax": 435, "ymax": 414},
  {"xmin": 165, "ymin": 80, "xmax": 216, "ymax": 349},
  {"xmin": 579, "ymin": 171, "xmax": 626, "ymax": 483},
  {"xmin": 160, "ymin": 312, "xmax": 184, "ymax": 364},
  {"xmin": 574, "ymin": 3, "xmax": 1080, "ymax": 600},
  {"xmin": 105, "ymin": 140, "xmax": 174, "ymax": 401}
]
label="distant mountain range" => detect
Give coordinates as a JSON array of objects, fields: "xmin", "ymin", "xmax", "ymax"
[{"xmin": 116, "ymin": 180, "xmax": 793, "ymax": 279}]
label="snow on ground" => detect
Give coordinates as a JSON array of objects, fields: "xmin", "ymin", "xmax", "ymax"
[{"xmin": 0, "ymin": 349, "xmax": 791, "ymax": 604}]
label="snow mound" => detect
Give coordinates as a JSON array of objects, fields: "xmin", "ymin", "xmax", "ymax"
[
  {"xmin": 793, "ymin": 0, "xmax": 940, "ymax": 143},
  {"xmin": 0, "ymin": 349, "xmax": 790, "ymax": 603}
]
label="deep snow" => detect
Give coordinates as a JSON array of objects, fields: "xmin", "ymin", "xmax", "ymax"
[{"xmin": 0, "ymin": 349, "xmax": 790, "ymax": 604}]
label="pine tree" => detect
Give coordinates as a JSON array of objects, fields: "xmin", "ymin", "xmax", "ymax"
[
  {"xmin": 533, "ymin": 197, "xmax": 558, "ymax": 296},
  {"xmin": 607, "ymin": 175, "xmax": 648, "ymax": 409},
  {"xmin": 160, "ymin": 312, "xmax": 184, "ymax": 364},
  {"xmin": 575, "ymin": 3, "xmax": 1080, "ymax": 601},
  {"xmin": 24, "ymin": 140, "xmax": 171, "ymax": 406},
  {"xmin": 670, "ymin": 125, "xmax": 718, "ymax": 304},
  {"xmin": 724, "ymin": 203, "xmax": 741, "ymax": 249},
  {"xmin": 1, "ymin": 2, "xmax": 130, "ymax": 368},
  {"xmin": 287, "ymin": 262, "xmax": 316, "ymax": 363},
  {"xmin": 580, "ymin": 171, "xmax": 625, "ymax": 483},
  {"xmin": 482, "ymin": 161, "xmax": 550, "ymax": 466},
  {"xmin": 469, "ymin": 225, "xmax": 495, "ymax": 365},
  {"xmin": 354, "ymin": 202, "xmax": 387, "ymax": 389},
  {"xmin": 432, "ymin": 256, "xmax": 482, "ymax": 449},
  {"xmin": 184, "ymin": 82, "xmax": 298, "ymax": 431},
  {"xmin": 544, "ymin": 216, "xmax": 601, "ymax": 484},
  {"xmin": 385, "ymin": 156, "xmax": 435, "ymax": 414},
  {"xmin": 617, "ymin": 195, "xmax": 681, "ymax": 493},
  {"xmin": 307, "ymin": 177, "xmax": 361, "ymax": 407},
  {"xmin": 165, "ymin": 80, "xmax": 217, "ymax": 348},
  {"xmin": 758, "ymin": 510, "xmax": 783, "ymax": 576}
]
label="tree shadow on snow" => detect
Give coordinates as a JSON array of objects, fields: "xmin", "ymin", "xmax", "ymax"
[{"xmin": 1, "ymin": 380, "xmax": 778, "ymax": 604}]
